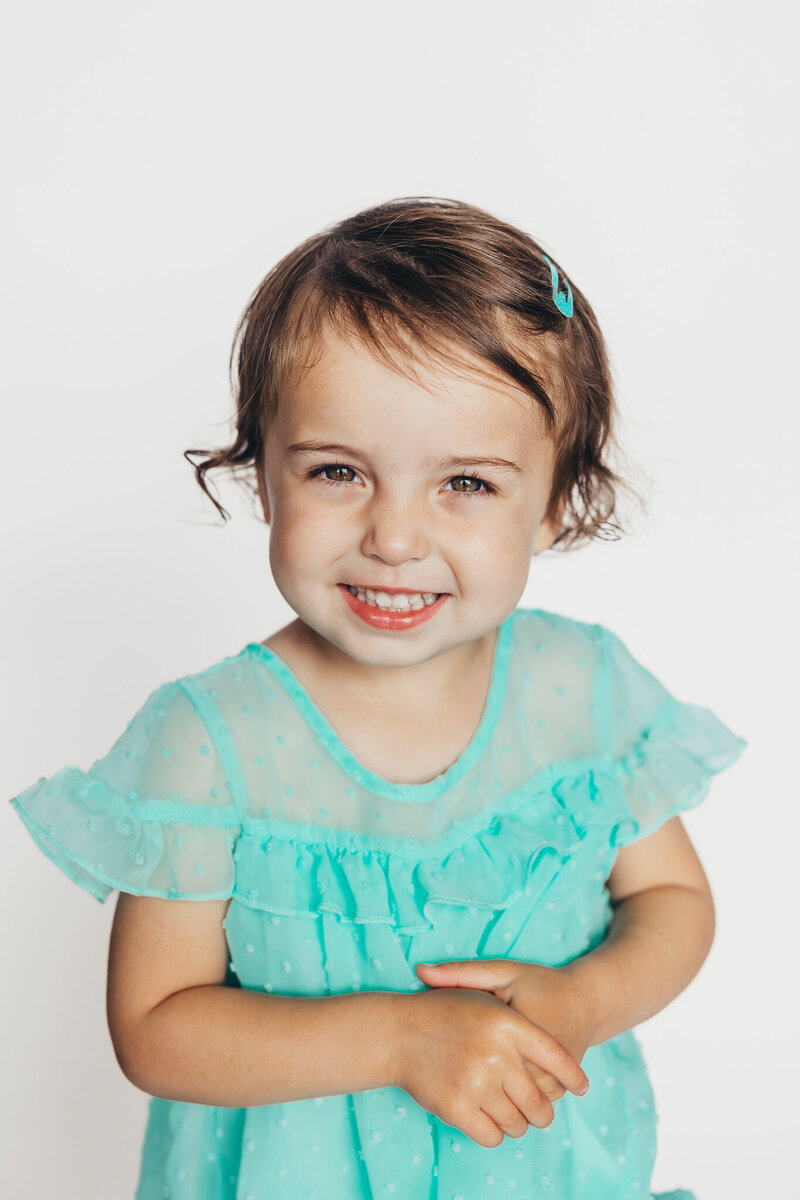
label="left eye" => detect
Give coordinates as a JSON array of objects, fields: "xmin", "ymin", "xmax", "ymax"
[{"xmin": 445, "ymin": 476, "xmax": 495, "ymax": 496}]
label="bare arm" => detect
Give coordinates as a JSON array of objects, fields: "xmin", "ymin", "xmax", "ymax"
[
  {"xmin": 563, "ymin": 884, "xmax": 715, "ymax": 1046},
  {"xmin": 107, "ymin": 892, "xmax": 405, "ymax": 1108},
  {"xmin": 123, "ymin": 984, "xmax": 406, "ymax": 1107},
  {"xmin": 562, "ymin": 816, "xmax": 716, "ymax": 1046}
]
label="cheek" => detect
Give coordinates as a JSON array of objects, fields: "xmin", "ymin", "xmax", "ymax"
[
  {"xmin": 452, "ymin": 513, "xmax": 533, "ymax": 562},
  {"xmin": 268, "ymin": 504, "xmax": 339, "ymax": 574}
]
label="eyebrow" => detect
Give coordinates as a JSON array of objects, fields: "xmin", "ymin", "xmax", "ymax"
[{"xmin": 286, "ymin": 440, "xmax": 524, "ymax": 474}]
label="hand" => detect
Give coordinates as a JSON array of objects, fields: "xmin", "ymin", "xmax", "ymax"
[
  {"xmin": 415, "ymin": 958, "xmax": 596, "ymax": 1103},
  {"xmin": 392, "ymin": 984, "xmax": 589, "ymax": 1149}
]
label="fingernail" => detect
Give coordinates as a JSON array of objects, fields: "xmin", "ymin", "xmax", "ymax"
[{"xmin": 577, "ymin": 1080, "xmax": 590, "ymax": 1096}]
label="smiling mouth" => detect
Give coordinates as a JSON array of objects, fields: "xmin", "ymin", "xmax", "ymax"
[{"xmin": 343, "ymin": 584, "xmax": 443, "ymax": 612}]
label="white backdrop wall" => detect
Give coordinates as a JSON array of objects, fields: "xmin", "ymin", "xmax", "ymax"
[{"xmin": 2, "ymin": 2, "xmax": 794, "ymax": 1196}]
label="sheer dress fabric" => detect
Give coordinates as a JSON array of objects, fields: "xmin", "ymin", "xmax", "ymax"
[{"xmin": 10, "ymin": 608, "xmax": 746, "ymax": 1200}]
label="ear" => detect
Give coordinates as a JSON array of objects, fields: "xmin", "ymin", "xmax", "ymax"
[
  {"xmin": 255, "ymin": 463, "xmax": 271, "ymax": 525},
  {"xmin": 532, "ymin": 497, "xmax": 566, "ymax": 555}
]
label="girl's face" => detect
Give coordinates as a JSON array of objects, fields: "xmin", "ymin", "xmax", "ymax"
[{"xmin": 257, "ymin": 328, "xmax": 561, "ymax": 677}]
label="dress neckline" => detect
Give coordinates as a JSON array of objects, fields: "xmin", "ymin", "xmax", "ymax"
[{"xmin": 243, "ymin": 611, "xmax": 516, "ymax": 802}]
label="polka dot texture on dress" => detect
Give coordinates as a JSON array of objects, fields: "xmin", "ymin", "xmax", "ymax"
[{"xmin": 9, "ymin": 607, "xmax": 746, "ymax": 1199}]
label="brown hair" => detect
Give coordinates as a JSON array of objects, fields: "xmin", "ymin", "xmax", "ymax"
[{"xmin": 184, "ymin": 195, "xmax": 644, "ymax": 550}]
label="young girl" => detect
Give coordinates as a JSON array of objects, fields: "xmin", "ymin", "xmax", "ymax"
[{"xmin": 10, "ymin": 196, "xmax": 746, "ymax": 1200}]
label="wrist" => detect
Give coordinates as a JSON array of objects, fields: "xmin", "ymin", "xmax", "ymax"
[
  {"xmin": 557, "ymin": 960, "xmax": 603, "ymax": 1048},
  {"xmin": 374, "ymin": 991, "xmax": 415, "ymax": 1090}
]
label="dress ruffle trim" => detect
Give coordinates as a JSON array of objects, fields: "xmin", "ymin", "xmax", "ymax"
[
  {"xmin": 10, "ymin": 698, "xmax": 745, "ymax": 915},
  {"xmin": 575, "ymin": 698, "xmax": 747, "ymax": 848},
  {"xmin": 10, "ymin": 766, "xmax": 240, "ymax": 902},
  {"xmin": 232, "ymin": 792, "xmax": 583, "ymax": 933}
]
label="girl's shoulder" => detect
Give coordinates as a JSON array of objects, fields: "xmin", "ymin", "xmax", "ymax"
[
  {"xmin": 8, "ymin": 655, "xmax": 252, "ymax": 907},
  {"xmin": 510, "ymin": 605, "xmax": 675, "ymax": 697},
  {"xmin": 508, "ymin": 605, "xmax": 611, "ymax": 675},
  {"xmin": 511, "ymin": 604, "xmax": 605, "ymax": 644},
  {"xmin": 508, "ymin": 605, "xmax": 747, "ymax": 849},
  {"xmin": 508, "ymin": 604, "xmax": 745, "ymax": 762}
]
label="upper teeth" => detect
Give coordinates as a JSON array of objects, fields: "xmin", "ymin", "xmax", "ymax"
[{"xmin": 347, "ymin": 586, "xmax": 440, "ymax": 611}]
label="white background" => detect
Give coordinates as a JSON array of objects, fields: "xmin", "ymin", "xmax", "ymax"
[{"xmin": 2, "ymin": 2, "xmax": 796, "ymax": 1196}]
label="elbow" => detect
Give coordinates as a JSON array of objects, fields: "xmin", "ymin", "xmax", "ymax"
[
  {"xmin": 704, "ymin": 887, "xmax": 716, "ymax": 955},
  {"xmin": 110, "ymin": 1032, "xmax": 148, "ymax": 1093},
  {"xmin": 107, "ymin": 1011, "xmax": 159, "ymax": 1096},
  {"xmin": 112, "ymin": 1039, "xmax": 170, "ymax": 1100},
  {"xmin": 687, "ymin": 882, "xmax": 716, "ymax": 963}
]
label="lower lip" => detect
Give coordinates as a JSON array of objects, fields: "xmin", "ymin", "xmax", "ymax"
[{"xmin": 339, "ymin": 584, "xmax": 449, "ymax": 629}]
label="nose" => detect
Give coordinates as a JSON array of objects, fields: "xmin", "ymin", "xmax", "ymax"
[{"xmin": 359, "ymin": 485, "xmax": 430, "ymax": 566}]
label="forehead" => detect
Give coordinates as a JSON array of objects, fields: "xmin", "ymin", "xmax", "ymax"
[{"xmin": 278, "ymin": 326, "xmax": 553, "ymax": 449}]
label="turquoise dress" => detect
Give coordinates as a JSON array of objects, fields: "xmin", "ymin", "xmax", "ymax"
[{"xmin": 10, "ymin": 607, "xmax": 746, "ymax": 1200}]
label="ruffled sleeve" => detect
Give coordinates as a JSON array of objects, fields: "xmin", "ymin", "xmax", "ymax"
[
  {"xmin": 9, "ymin": 680, "xmax": 242, "ymax": 902},
  {"xmin": 597, "ymin": 627, "xmax": 747, "ymax": 847}
]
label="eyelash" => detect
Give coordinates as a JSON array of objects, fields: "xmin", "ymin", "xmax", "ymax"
[{"xmin": 307, "ymin": 464, "xmax": 497, "ymax": 498}]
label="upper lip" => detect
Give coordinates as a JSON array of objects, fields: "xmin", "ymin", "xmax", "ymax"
[{"xmin": 342, "ymin": 583, "xmax": 442, "ymax": 595}]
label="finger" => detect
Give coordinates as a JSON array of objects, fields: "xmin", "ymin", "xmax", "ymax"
[
  {"xmin": 532, "ymin": 1071, "xmax": 566, "ymax": 1102},
  {"xmin": 526, "ymin": 1065, "xmax": 565, "ymax": 1099},
  {"xmin": 457, "ymin": 1106, "xmax": 507, "ymax": 1149},
  {"xmin": 503, "ymin": 1074, "xmax": 556, "ymax": 1131},
  {"xmin": 415, "ymin": 959, "xmax": 513, "ymax": 992},
  {"xmin": 481, "ymin": 1092, "xmax": 530, "ymax": 1140},
  {"xmin": 519, "ymin": 1024, "xmax": 589, "ymax": 1096}
]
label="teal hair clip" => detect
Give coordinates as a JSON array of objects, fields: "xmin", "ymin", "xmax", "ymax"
[{"xmin": 541, "ymin": 253, "xmax": 574, "ymax": 318}]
